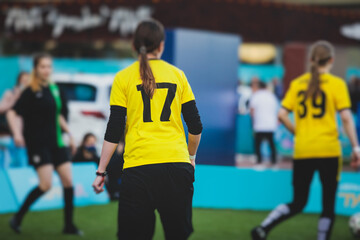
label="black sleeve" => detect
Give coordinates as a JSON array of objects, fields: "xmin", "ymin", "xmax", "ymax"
[
  {"xmin": 182, "ymin": 100, "xmax": 203, "ymax": 135},
  {"xmin": 13, "ymin": 88, "xmax": 30, "ymax": 117},
  {"xmin": 104, "ymin": 106, "xmax": 127, "ymax": 144},
  {"xmin": 60, "ymin": 88, "xmax": 69, "ymax": 121}
]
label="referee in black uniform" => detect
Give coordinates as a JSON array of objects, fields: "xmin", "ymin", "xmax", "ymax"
[{"xmin": 7, "ymin": 53, "xmax": 82, "ymax": 235}]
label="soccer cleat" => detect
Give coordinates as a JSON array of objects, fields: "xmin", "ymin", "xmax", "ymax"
[
  {"xmin": 63, "ymin": 225, "xmax": 84, "ymax": 236},
  {"xmin": 251, "ymin": 226, "xmax": 267, "ymax": 240},
  {"xmin": 9, "ymin": 216, "xmax": 21, "ymax": 234}
]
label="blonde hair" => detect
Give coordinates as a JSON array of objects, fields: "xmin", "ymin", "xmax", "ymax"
[{"xmin": 30, "ymin": 53, "xmax": 52, "ymax": 92}]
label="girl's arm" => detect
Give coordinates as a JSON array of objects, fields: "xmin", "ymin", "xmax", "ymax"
[
  {"xmin": 340, "ymin": 109, "xmax": 360, "ymax": 168},
  {"xmin": 92, "ymin": 106, "xmax": 126, "ymax": 194},
  {"xmin": 6, "ymin": 110, "xmax": 25, "ymax": 147},
  {"xmin": 59, "ymin": 115, "xmax": 76, "ymax": 154},
  {"xmin": 92, "ymin": 140, "xmax": 118, "ymax": 194},
  {"xmin": 278, "ymin": 108, "xmax": 295, "ymax": 135},
  {"xmin": 188, "ymin": 133, "xmax": 201, "ymax": 168}
]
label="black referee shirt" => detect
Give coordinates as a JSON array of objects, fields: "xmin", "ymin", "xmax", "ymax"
[{"xmin": 13, "ymin": 85, "xmax": 68, "ymax": 149}]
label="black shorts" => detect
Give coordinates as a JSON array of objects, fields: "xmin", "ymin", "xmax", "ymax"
[
  {"xmin": 27, "ymin": 146, "xmax": 71, "ymax": 169},
  {"xmin": 117, "ymin": 162, "xmax": 194, "ymax": 240}
]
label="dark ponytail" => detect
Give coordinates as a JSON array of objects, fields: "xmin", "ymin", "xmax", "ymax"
[
  {"xmin": 139, "ymin": 45, "xmax": 157, "ymax": 99},
  {"xmin": 306, "ymin": 41, "xmax": 334, "ymax": 99},
  {"xmin": 133, "ymin": 20, "xmax": 165, "ymax": 99}
]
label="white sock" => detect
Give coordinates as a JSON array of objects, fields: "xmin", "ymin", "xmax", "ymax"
[
  {"xmin": 318, "ymin": 217, "xmax": 332, "ymax": 240},
  {"xmin": 261, "ymin": 204, "xmax": 290, "ymax": 228}
]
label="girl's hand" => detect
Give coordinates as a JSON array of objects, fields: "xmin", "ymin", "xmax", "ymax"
[
  {"xmin": 351, "ymin": 151, "xmax": 360, "ymax": 170},
  {"xmin": 190, "ymin": 159, "xmax": 195, "ymax": 169},
  {"xmin": 92, "ymin": 176, "xmax": 105, "ymax": 194},
  {"xmin": 14, "ymin": 133, "xmax": 25, "ymax": 147}
]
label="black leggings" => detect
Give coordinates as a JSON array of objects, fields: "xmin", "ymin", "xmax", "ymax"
[
  {"xmin": 262, "ymin": 157, "xmax": 340, "ymax": 240},
  {"xmin": 254, "ymin": 132, "xmax": 277, "ymax": 164},
  {"xmin": 289, "ymin": 158, "xmax": 339, "ymax": 218}
]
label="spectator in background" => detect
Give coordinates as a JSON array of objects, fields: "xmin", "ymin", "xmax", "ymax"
[
  {"xmin": 272, "ymin": 77, "xmax": 283, "ymax": 99},
  {"xmin": 237, "ymin": 79, "xmax": 252, "ymax": 114},
  {"xmin": 250, "ymin": 81, "xmax": 278, "ymax": 165},
  {"xmin": 244, "ymin": 77, "xmax": 261, "ymax": 112},
  {"xmin": 0, "ymin": 72, "xmax": 30, "ymax": 168},
  {"xmin": 250, "ymin": 76, "xmax": 260, "ymax": 93},
  {"xmin": 0, "ymin": 72, "xmax": 29, "ymax": 114},
  {"xmin": 72, "ymin": 133, "xmax": 100, "ymax": 164},
  {"xmin": 349, "ymin": 75, "xmax": 360, "ymax": 113}
]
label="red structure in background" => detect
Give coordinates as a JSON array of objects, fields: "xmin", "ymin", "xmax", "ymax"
[{"xmin": 283, "ymin": 43, "xmax": 307, "ymax": 92}]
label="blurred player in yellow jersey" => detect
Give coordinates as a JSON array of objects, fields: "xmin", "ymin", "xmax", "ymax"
[
  {"xmin": 92, "ymin": 20, "xmax": 202, "ymax": 240},
  {"xmin": 252, "ymin": 41, "xmax": 360, "ymax": 240}
]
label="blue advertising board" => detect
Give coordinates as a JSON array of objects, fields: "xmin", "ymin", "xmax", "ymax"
[
  {"xmin": 2, "ymin": 164, "xmax": 360, "ymax": 216},
  {"xmin": 336, "ymin": 174, "xmax": 360, "ymax": 216},
  {"xmin": 5, "ymin": 163, "xmax": 109, "ymax": 212},
  {"xmin": 193, "ymin": 165, "xmax": 360, "ymax": 216},
  {"xmin": 238, "ymin": 64, "xmax": 285, "ymax": 84},
  {"xmin": 0, "ymin": 169, "xmax": 18, "ymax": 213}
]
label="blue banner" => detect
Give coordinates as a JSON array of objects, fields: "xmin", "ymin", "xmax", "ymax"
[
  {"xmin": 336, "ymin": 174, "xmax": 360, "ymax": 216},
  {"xmin": 72, "ymin": 163, "xmax": 110, "ymax": 207},
  {"xmin": 0, "ymin": 169, "xmax": 18, "ymax": 213},
  {"xmin": 5, "ymin": 163, "xmax": 109, "ymax": 212},
  {"xmin": 238, "ymin": 64, "xmax": 285, "ymax": 84},
  {"xmin": 2, "ymin": 164, "xmax": 359, "ymax": 216},
  {"xmin": 193, "ymin": 165, "xmax": 360, "ymax": 216}
]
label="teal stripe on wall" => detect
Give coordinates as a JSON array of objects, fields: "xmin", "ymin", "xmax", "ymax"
[{"xmin": 0, "ymin": 57, "xmax": 21, "ymax": 97}]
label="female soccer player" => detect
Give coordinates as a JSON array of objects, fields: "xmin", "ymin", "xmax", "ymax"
[
  {"xmin": 7, "ymin": 53, "xmax": 82, "ymax": 235},
  {"xmin": 251, "ymin": 41, "xmax": 360, "ymax": 240},
  {"xmin": 92, "ymin": 19, "xmax": 202, "ymax": 240}
]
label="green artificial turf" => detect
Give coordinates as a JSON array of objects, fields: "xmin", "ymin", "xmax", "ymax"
[{"xmin": 0, "ymin": 201, "xmax": 355, "ymax": 240}]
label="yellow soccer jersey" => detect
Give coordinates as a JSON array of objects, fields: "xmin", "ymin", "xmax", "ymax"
[
  {"xmin": 110, "ymin": 59, "xmax": 195, "ymax": 169},
  {"xmin": 282, "ymin": 72, "xmax": 351, "ymax": 159}
]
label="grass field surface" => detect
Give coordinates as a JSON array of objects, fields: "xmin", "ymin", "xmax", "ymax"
[{"xmin": 0, "ymin": 201, "xmax": 355, "ymax": 240}]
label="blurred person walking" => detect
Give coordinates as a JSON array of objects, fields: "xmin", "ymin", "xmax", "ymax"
[
  {"xmin": 250, "ymin": 81, "xmax": 278, "ymax": 165},
  {"xmin": 7, "ymin": 53, "xmax": 81, "ymax": 235},
  {"xmin": 92, "ymin": 19, "xmax": 202, "ymax": 240},
  {"xmin": 251, "ymin": 41, "xmax": 360, "ymax": 240}
]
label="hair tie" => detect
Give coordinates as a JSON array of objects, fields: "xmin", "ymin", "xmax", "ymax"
[{"xmin": 140, "ymin": 46, "xmax": 147, "ymax": 54}]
